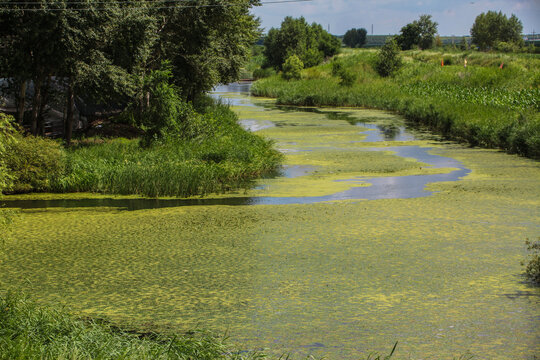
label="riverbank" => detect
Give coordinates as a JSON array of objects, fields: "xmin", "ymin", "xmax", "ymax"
[
  {"xmin": 1, "ymin": 102, "xmax": 282, "ymax": 197},
  {"xmin": 2, "ymin": 90, "xmax": 539, "ymax": 358},
  {"xmin": 251, "ymin": 49, "xmax": 540, "ymax": 159}
]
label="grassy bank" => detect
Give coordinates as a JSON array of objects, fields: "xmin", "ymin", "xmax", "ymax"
[
  {"xmin": 0, "ymin": 292, "xmax": 261, "ymax": 360},
  {"xmin": 3, "ymin": 103, "xmax": 282, "ymax": 197},
  {"xmin": 252, "ymin": 49, "xmax": 540, "ymax": 158}
]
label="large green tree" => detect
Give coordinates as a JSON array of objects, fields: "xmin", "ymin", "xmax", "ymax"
[
  {"xmin": 396, "ymin": 15, "xmax": 438, "ymax": 50},
  {"xmin": 343, "ymin": 28, "xmax": 367, "ymax": 48},
  {"xmin": 471, "ymin": 11, "xmax": 523, "ymax": 50},
  {"xmin": 263, "ymin": 16, "xmax": 340, "ymax": 70},
  {"xmin": 0, "ymin": 0, "xmax": 261, "ymax": 141}
]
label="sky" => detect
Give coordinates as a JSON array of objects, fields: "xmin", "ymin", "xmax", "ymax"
[{"xmin": 252, "ymin": 0, "xmax": 540, "ymax": 36}]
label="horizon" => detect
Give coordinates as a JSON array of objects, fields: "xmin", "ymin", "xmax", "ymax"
[{"xmin": 252, "ymin": 0, "xmax": 540, "ymax": 37}]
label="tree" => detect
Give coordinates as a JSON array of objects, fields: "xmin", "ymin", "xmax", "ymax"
[
  {"xmin": 471, "ymin": 11, "xmax": 523, "ymax": 50},
  {"xmin": 396, "ymin": 15, "xmax": 438, "ymax": 50},
  {"xmin": 0, "ymin": 0, "xmax": 261, "ymax": 142},
  {"xmin": 375, "ymin": 38, "xmax": 402, "ymax": 77},
  {"xmin": 263, "ymin": 16, "xmax": 340, "ymax": 70},
  {"xmin": 343, "ymin": 28, "xmax": 367, "ymax": 48}
]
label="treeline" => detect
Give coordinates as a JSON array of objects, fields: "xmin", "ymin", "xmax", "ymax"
[{"xmin": 0, "ymin": 0, "xmax": 260, "ymax": 143}]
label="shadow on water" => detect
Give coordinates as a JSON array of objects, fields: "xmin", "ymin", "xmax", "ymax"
[{"xmin": 2, "ymin": 83, "xmax": 472, "ymax": 211}]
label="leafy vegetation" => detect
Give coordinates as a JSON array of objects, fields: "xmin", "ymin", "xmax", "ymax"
[
  {"xmin": 2, "ymin": 102, "xmax": 281, "ymax": 197},
  {"xmin": 282, "ymin": 55, "xmax": 304, "ymax": 80},
  {"xmin": 522, "ymin": 238, "xmax": 540, "ymax": 285},
  {"xmin": 0, "ymin": 292, "xmax": 262, "ymax": 360},
  {"xmin": 343, "ymin": 28, "xmax": 367, "ymax": 48},
  {"xmin": 252, "ymin": 49, "xmax": 540, "ymax": 158},
  {"xmin": 375, "ymin": 38, "xmax": 403, "ymax": 77},
  {"xmin": 396, "ymin": 15, "xmax": 438, "ymax": 50},
  {"xmin": 262, "ymin": 16, "xmax": 340, "ymax": 70},
  {"xmin": 0, "ymin": 0, "xmax": 260, "ymax": 143},
  {"xmin": 471, "ymin": 11, "xmax": 523, "ymax": 50}
]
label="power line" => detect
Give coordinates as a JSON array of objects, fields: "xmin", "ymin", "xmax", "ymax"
[{"xmin": 0, "ymin": 0, "xmax": 312, "ymax": 10}]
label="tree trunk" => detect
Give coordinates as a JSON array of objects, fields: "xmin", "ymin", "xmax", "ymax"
[
  {"xmin": 30, "ymin": 77, "xmax": 43, "ymax": 136},
  {"xmin": 38, "ymin": 76, "xmax": 52, "ymax": 136},
  {"xmin": 65, "ymin": 80, "xmax": 74, "ymax": 145},
  {"xmin": 17, "ymin": 80, "xmax": 27, "ymax": 125}
]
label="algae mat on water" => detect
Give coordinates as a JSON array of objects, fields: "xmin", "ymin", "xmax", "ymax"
[{"xmin": 1, "ymin": 93, "xmax": 540, "ymax": 359}]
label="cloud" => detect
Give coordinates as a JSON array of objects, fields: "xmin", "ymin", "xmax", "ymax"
[{"xmin": 253, "ymin": 0, "xmax": 540, "ymax": 35}]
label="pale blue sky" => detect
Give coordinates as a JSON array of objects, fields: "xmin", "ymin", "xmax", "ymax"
[{"xmin": 252, "ymin": 0, "xmax": 540, "ymax": 36}]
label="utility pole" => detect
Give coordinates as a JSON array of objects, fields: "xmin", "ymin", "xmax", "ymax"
[{"xmin": 371, "ymin": 24, "xmax": 373, "ymax": 35}]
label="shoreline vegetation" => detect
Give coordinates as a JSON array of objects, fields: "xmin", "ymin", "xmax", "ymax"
[
  {"xmin": 0, "ymin": 101, "xmax": 283, "ymax": 198},
  {"xmin": 251, "ymin": 49, "xmax": 540, "ymax": 159}
]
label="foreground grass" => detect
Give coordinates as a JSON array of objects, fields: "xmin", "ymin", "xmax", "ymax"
[
  {"xmin": 252, "ymin": 49, "xmax": 540, "ymax": 158},
  {"xmin": 0, "ymin": 292, "xmax": 264, "ymax": 360}
]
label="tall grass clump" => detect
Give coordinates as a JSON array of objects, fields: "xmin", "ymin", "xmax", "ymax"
[
  {"xmin": 49, "ymin": 102, "xmax": 282, "ymax": 197},
  {"xmin": 0, "ymin": 292, "xmax": 262, "ymax": 360},
  {"xmin": 252, "ymin": 49, "xmax": 540, "ymax": 159}
]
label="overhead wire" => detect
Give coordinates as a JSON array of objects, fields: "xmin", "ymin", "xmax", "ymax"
[{"xmin": 0, "ymin": 0, "xmax": 313, "ymax": 11}]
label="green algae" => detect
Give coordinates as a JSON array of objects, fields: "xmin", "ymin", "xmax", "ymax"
[{"xmin": 1, "ymin": 92, "xmax": 539, "ymax": 359}]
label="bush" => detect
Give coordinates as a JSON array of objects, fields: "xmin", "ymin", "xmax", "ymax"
[
  {"xmin": 0, "ymin": 114, "xmax": 18, "ymax": 193},
  {"xmin": 522, "ymin": 238, "xmax": 540, "ymax": 285},
  {"xmin": 282, "ymin": 55, "xmax": 303, "ymax": 80},
  {"xmin": 376, "ymin": 38, "xmax": 403, "ymax": 77},
  {"xmin": 332, "ymin": 61, "xmax": 356, "ymax": 86},
  {"xmin": 4, "ymin": 133, "xmax": 64, "ymax": 193}
]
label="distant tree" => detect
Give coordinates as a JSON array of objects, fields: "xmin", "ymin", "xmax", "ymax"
[
  {"xmin": 263, "ymin": 16, "xmax": 340, "ymax": 70},
  {"xmin": 343, "ymin": 28, "xmax": 367, "ymax": 48},
  {"xmin": 375, "ymin": 38, "xmax": 402, "ymax": 77},
  {"xmin": 397, "ymin": 15, "xmax": 438, "ymax": 50},
  {"xmin": 471, "ymin": 11, "xmax": 523, "ymax": 50},
  {"xmin": 396, "ymin": 22, "xmax": 421, "ymax": 50}
]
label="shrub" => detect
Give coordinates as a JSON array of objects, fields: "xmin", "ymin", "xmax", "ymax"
[
  {"xmin": 522, "ymin": 238, "xmax": 540, "ymax": 285},
  {"xmin": 4, "ymin": 133, "xmax": 64, "ymax": 193},
  {"xmin": 282, "ymin": 55, "xmax": 303, "ymax": 80},
  {"xmin": 0, "ymin": 114, "xmax": 18, "ymax": 193},
  {"xmin": 376, "ymin": 38, "xmax": 403, "ymax": 77}
]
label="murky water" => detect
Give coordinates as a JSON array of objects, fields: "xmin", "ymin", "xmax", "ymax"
[{"xmin": 1, "ymin": 83, "xmax": 539, "ymax": 359}]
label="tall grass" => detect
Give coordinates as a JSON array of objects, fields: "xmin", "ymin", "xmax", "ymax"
[
  {"xmin": 0, "ymin": 292, "xmax": 263, "ymax": 360},
  {"xmin": 4, "ymin": 103, "xmax": 282, "ymax": 197},
  {"xmin": 252, "ymin": 49, "xmax": 540, "ymax": 159}
]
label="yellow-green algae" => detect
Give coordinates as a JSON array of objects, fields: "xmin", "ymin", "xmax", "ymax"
[{"xmin": 1, "ymin": 93, "xmax": 539, "ymax": 359}]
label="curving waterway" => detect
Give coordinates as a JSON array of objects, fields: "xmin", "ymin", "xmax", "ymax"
[{"xmin": 1, "ymin": 83, "xmax": 539, "ymax": 359}]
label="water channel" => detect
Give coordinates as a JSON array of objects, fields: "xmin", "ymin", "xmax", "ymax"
[{"xmin": 1, "ymin": 84, "xmax": 539, "ymax": 359}]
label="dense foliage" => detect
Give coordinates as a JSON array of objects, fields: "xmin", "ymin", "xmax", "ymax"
[
  {"xmin": 282, "ymin": 55, "xmax": 304, "ymax": 80},
  {"xmin": 1, "ymin": 101, "xmax": 281, "ymax": 197},
  {"xmin": 343, "ymin": 28, "xmax": 367, "ymax": 48},
  {"xmin": 263, "ymin": 16, "xmax": 340, "ymax": 70},
  {"xmin": 252, "ymin": 49, "xmax": 540, "ymax": 159},
  {"xmin": 396, "ymin": 15, "xmax": 438, "ymax": 50},
  {"xmin": 375, "ymin": 38, "xmax": 403, "ymax": 77},
  {"xmin": 0, "ymin": 0, "xmax": 260, "ymax": 143},
  {"xmin": 523, "ymin": 238, "xmax": 540, "ymax": 285},
  {"xmin": 471, "ymin": 11, "xmax": 523, "ymax": 50}
]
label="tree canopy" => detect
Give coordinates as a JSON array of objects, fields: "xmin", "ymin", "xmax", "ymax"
[
  {"xmin": 263, "ymin": 16, "xmax": 340, "ymax": 70},
  {"xmin": 0, "ymin": 0, "xmax": 260, "ymax": 142},
  {"xmin": 471, "ymin": 11, "xmax": 523, "ymax": 50},
  {"xmin": 396, "ymin": 15, "xmax": 438, "ymax": 50},
  {"xmin": 343, "ymin": 28, "xmax": 367, "ymax": 48}
]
